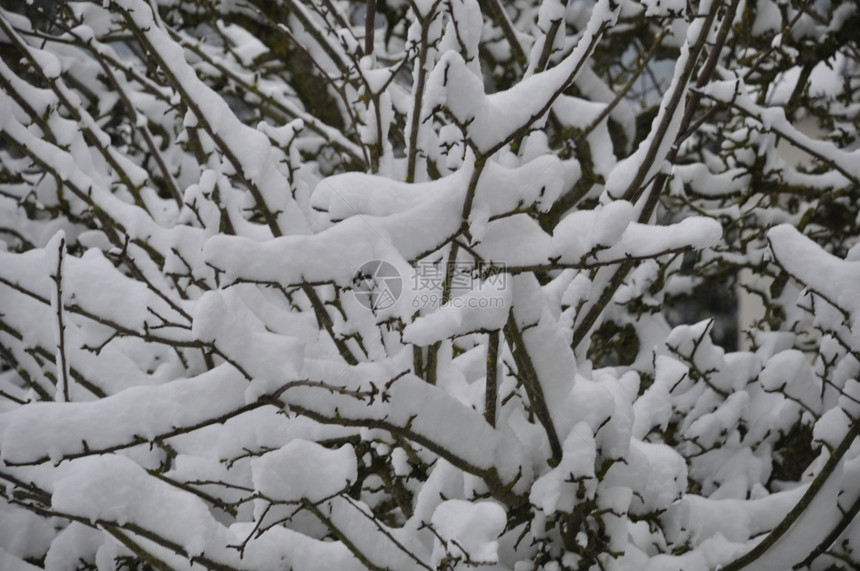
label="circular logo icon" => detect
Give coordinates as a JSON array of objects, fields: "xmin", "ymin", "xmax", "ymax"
[{"xmin": 353, "ymin": 260, "xmax": 402, "ymax": 310}]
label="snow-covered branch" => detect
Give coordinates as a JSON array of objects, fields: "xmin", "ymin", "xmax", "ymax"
[{"xmin": 1, "ymin": 0, "xmax": 859, "ymax": 568}]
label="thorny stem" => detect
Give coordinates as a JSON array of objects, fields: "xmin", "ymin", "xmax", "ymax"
[
  {"xmin": 478, "ymin": 0, "xmax": 527, "ymax": 69},
  {"xmin": 58, "ymin": 24, "xmax": 185, "ymax": 206},
  {"xmin": 303, "ymin": 500, "xmax": 385, "ymax": 571},
  {"xmin": 119, "ymin": 10, "xmax": 282, "ymax": 235},
  {"xmin": 533, "ymin": 1, "xmax": 569, "ymax": 74},
  {"xmin": 571, "ymin": 0, "xmax": 733, "ymax": 350},
  {"xmin": 185, "ymin": 14, "xmax": 363, "ymax": 162},
  {"xmin": 0, "ymin": 15, "xmax": 150, "ymax": 211},
  {"xmin": 574, "ymin": 29, "xmax": 666, "ymax": 147},
  {"xmin": 720, "ymin": 419, "xmax": 860, "ymax": 571},
  {"xmin": 117, "ymin": 5, "xmax": 363, "ymax": 367},
  {"xmin": 101, "ymin": 525, "xmax": 176, "ymax": 571},
  {"xmin": 50, "ymin": 236, "xmax": 70, "ymax": 402},
  {"xmin": 284, "ymin": 398, "xmax": 528, "ymax": 507},
  {"xmin": 483, "ymin": 15, "xmax": 613, "ymax": 159},
  {"xmin": 341, "ymin": 495, "xmax": 434, "ymax": 571},
  {"xmin": 795, "ymin": 489, "xmax": 860, "ymax": 569},
  {"xmin": 485, "ymin": 329, "xmax": 499, "ymax": 427},
  {"xmin": 275, "ymin": 0, "xmax": 370, "ymax": 163},
  {"xmin": 505, "ymin": 314, "xmax": 563, "ymax": 464},
  {"xmin": 406, "ymin": 0, "xmax": 443, "ymax": 182},
  {"xmin": 424, "ymin": 238, "xmax": 466, "ymax": 385},
  {"xmin": 617, "ymin": 0, "xmax": 727, "ymax": 203},
  {"xmin": 364, "ymin": 0, "xmax": 376, "ymax": 57}
]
